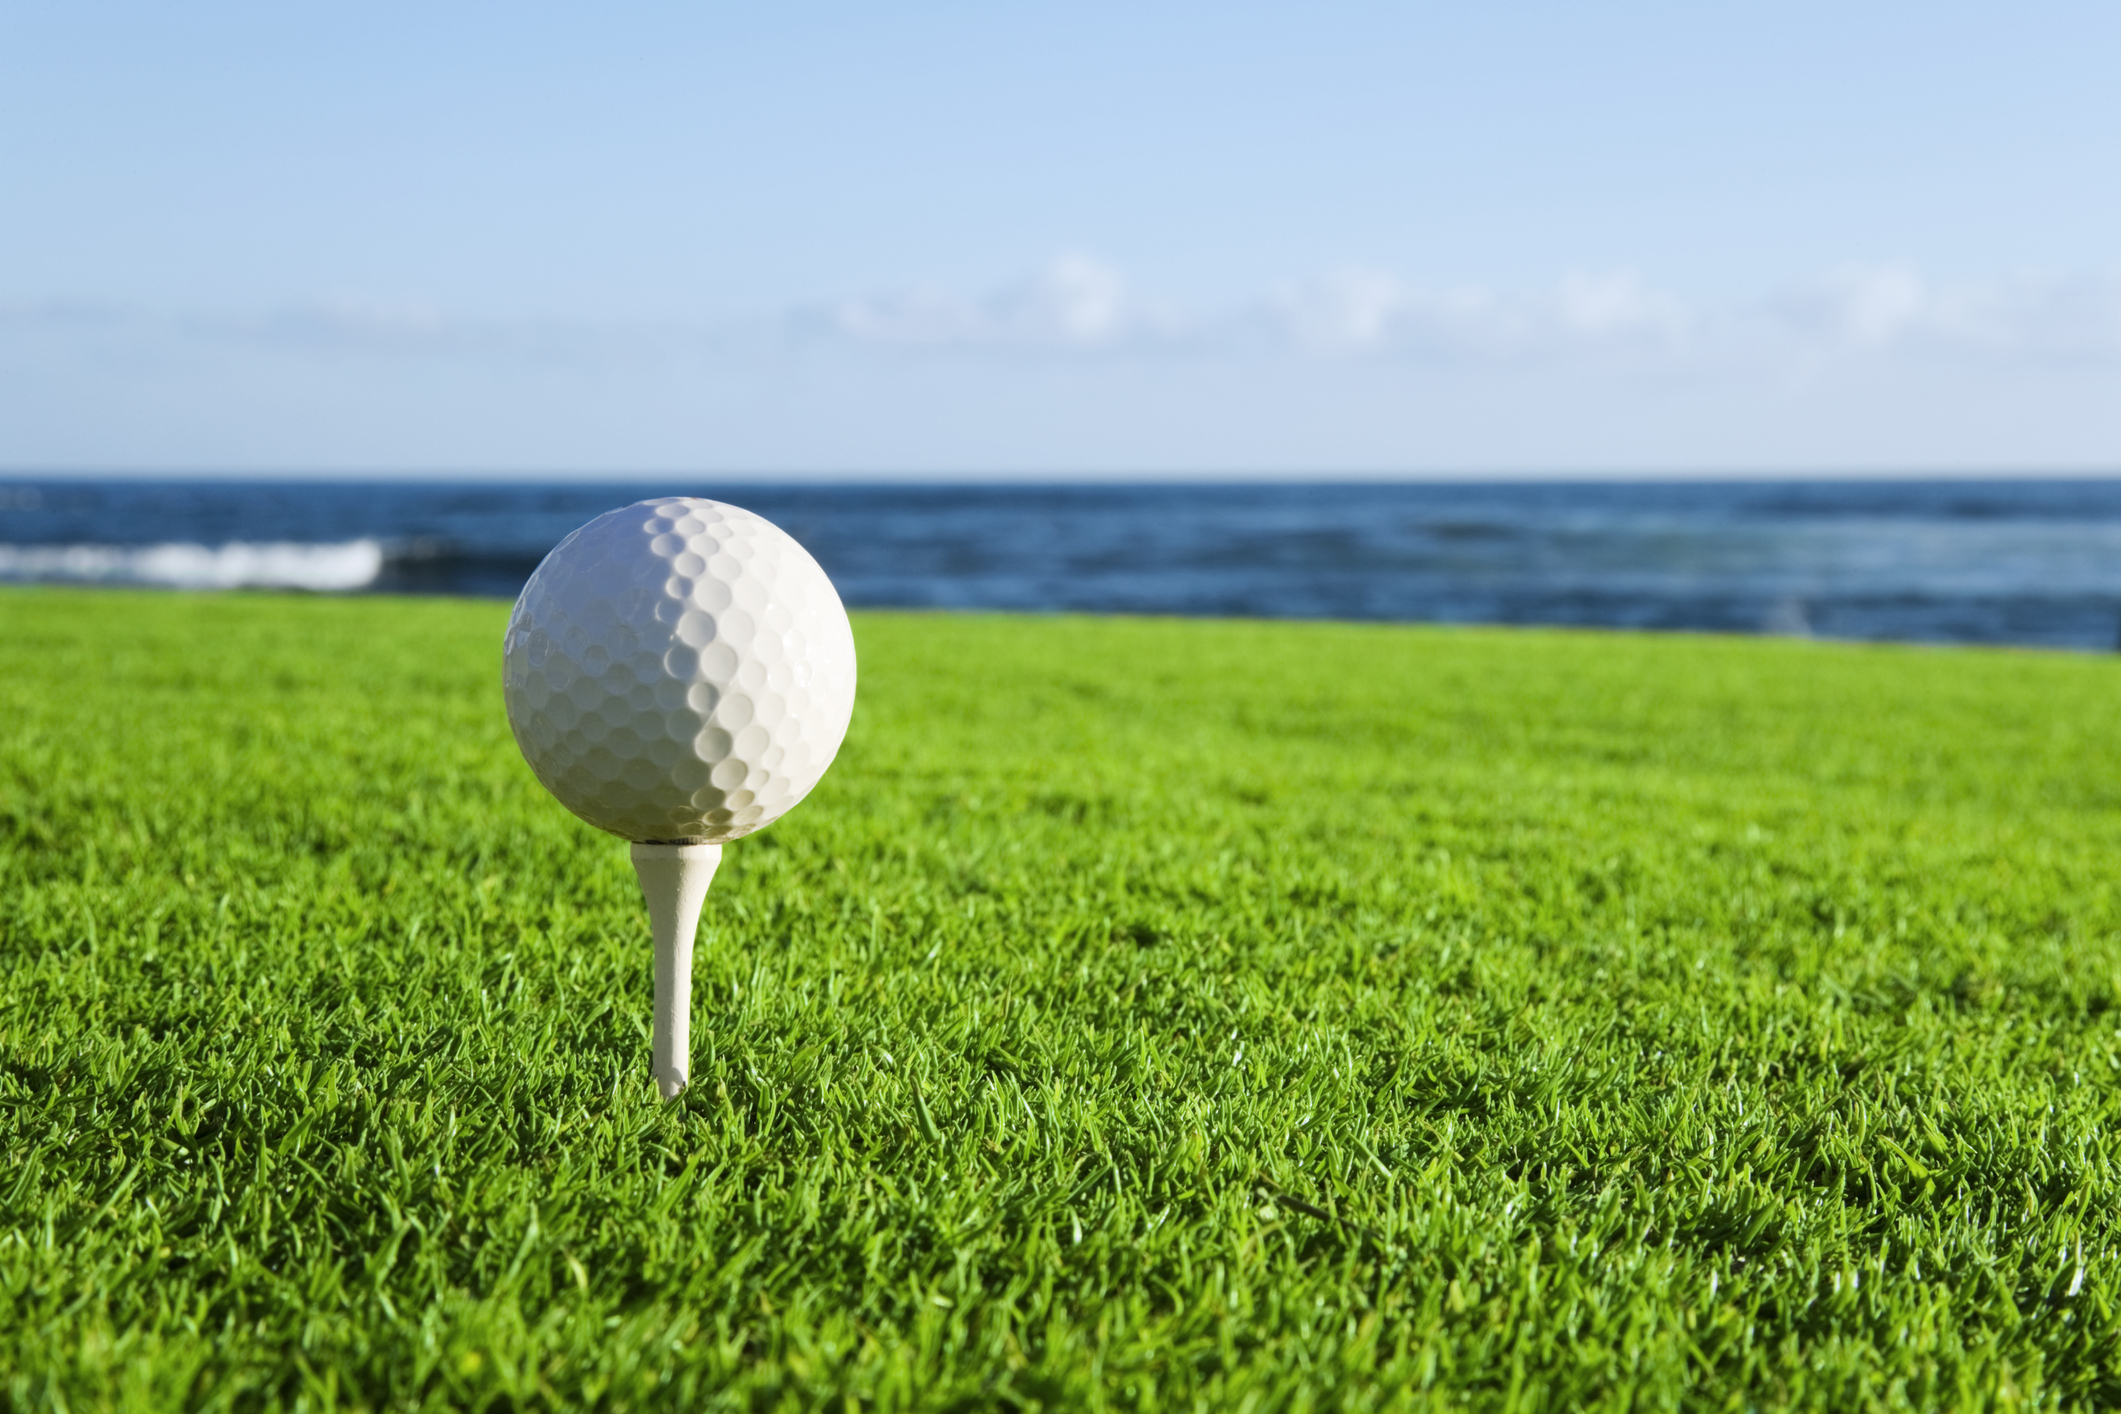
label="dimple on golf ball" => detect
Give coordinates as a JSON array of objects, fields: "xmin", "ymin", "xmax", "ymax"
[{"xmin": 502, "ymin": 497, "xmax": 857, "ymax": 843}]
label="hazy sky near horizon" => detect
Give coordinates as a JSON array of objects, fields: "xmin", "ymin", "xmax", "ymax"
[{"xmin": 4, "ymin": 0, "xmax": 2119, "ymax": 474}]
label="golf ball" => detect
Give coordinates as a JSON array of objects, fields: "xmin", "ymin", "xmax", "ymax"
[{"xmin": 502, "ymin": 497, "xmax": 857, "ymax": 843}]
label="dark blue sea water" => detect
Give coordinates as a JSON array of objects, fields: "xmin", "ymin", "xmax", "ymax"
[{"xmin": 7, "ymin": 478, "xmax": 2121, "ymax": 649}]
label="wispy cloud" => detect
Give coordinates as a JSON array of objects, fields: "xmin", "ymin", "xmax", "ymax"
[
  {"xmin": 8, "ymin": 258, "xmax": 2121, "ymax": 370},
  {"xmin": 7, "ymin": 261, "xmax": 2120, "ymax": 473},
  {"xmin": 1774, "ymin": 263, "xmax": 2121, "ymax": 361},
  {"xmin": 807, "ymin": 258, "xmax": 2121, "ymax": 367},
  {"xmin": 819, "ymin": 255, "xmax": 1184, "ymax": 349},
  {"xmin": 0, "ymin": 296, "xmax": 715, "ymax": 368},
  {"xmin": 1268, "ymin": 268, "xmax": 1694, "ymax": 359},
  {"xmin": 797, "ymin": 257, "xmax": 1701, "ymax": 361}
]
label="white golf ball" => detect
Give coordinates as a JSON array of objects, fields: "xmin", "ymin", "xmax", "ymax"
[{"xmin": 502, "ymin": 497, "xmax": 857, "ymax": 843}]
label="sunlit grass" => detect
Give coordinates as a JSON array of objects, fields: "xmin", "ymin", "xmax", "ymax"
[{"xmin": 5, "ymin": 586, "xmax": 2121, "ymax": 1409}]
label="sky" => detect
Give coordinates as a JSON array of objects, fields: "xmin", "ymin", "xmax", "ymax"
[{"xmin": 2, "ymin": 0, "xmax": 2118, "ymax": 476}]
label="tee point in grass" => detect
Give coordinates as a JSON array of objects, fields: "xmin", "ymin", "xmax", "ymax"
[{"xmin": 501, "ymin": 498, "xmax": 858, "ymax": 1099}]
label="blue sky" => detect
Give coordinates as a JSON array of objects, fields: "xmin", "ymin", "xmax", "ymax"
[{"xmin": 3, "ymin": 0, "xmax": 2118, "ymax": 474}]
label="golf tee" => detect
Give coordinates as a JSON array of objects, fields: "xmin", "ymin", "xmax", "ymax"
[{"xmin": 629, "ymin": 841, "xmax": 722, "ymax": 1100}]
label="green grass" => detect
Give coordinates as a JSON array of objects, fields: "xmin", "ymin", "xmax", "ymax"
[{"xmin": 7, "ymin": 586, "xmax": 2121, "ymax": 1411}]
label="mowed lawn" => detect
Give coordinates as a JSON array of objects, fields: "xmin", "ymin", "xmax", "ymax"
[{"xmin": 7, "ymin": 588, "xmax": 2121, "ymax": 1412}]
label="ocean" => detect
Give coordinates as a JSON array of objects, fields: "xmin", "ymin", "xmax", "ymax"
[{"xmin": 6, "ymin": 477, "xmax": 2121, "ymax": 650}]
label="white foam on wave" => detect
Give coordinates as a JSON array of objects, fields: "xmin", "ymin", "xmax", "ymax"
[{"xmin": 0, "ymin": 540, "xmax": 385, "ymax": 591}]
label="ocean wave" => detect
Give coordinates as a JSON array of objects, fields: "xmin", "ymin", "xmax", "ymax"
[{"xmin": 0, "ymin": 540, "xmax": 384, "ymax": 591}]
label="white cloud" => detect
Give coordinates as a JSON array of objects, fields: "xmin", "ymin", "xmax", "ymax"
[
  {"xmin": 820, "ymin": 261, "xmax": 1700, "ymax": 361},
  {"xmin": 1774, "ymin": 263, "xmax": 2121, "ymax": 360},
  {"xmin": 825, "ymin": 254, "xmax": 1181, "ymax": 350},
  {"xmin": 1008, "ymin": 255, "xmax": 1131, "ymax": 343},
  {"xmin": 1271, "ymin": 269, "xmax": 1418, "ymax": 353},
  {"xmin": 816, "ymin": 257, "xmax": 2121, "ymax": 368},
  {"xmin": 10, "ymin": 259, "xmax": 2117, "ymax": 371},
  {"xmin": 1268, "ymin": 268, "xmax": 1692, "ymax": 359},
  {"xmin": 5, "ymin": 258, "xmax": 2120, "ymax": 474},
  {"xmin": 1554, "ymin": 270, "xmax": 1693, "ymax": 341}
]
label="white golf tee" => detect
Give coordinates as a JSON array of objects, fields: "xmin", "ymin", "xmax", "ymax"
[{"xmin": 629, "ymin": 842, "xmax": 722, "ymax": 1100}]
